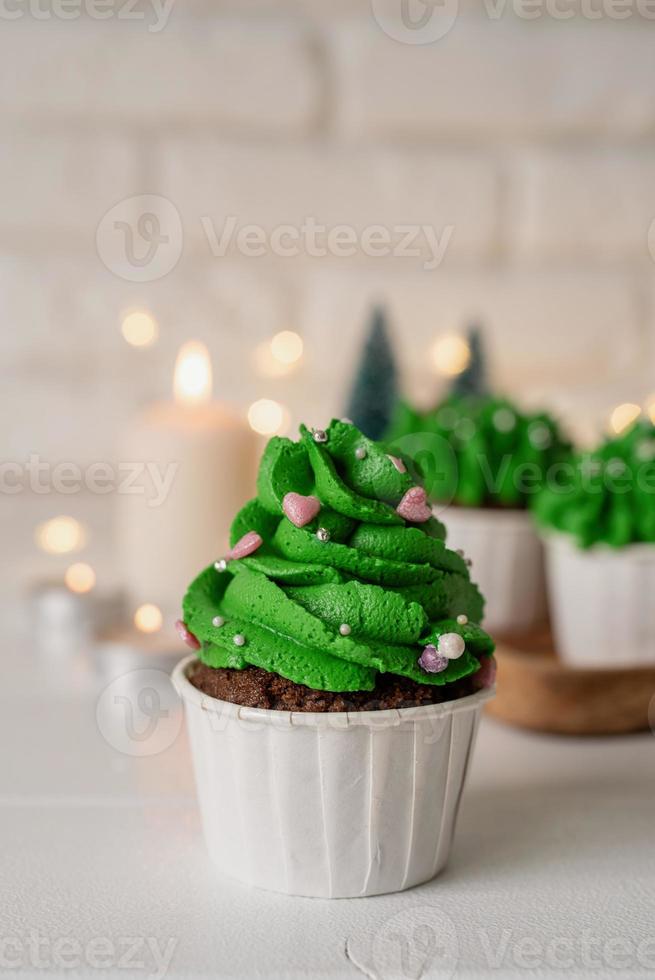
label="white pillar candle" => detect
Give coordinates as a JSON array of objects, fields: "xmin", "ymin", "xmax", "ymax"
[{"xmin": 117, "ymin": 342, "xmax": 258, "ymax": 622}]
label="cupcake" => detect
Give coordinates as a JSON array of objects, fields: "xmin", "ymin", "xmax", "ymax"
[
  {"xmin": 173, "ymin": 419, "xmax": 495, "ymax": 898},
  {"xmin": 535, "ymin": 417, "xmax": 655, "ymax": 667},
  {"xmin": 386, "ymin": 393, "xmax": 571, "ymax": 636}
]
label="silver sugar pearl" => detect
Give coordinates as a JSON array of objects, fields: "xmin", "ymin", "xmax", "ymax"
[
  {"xmin": 214, "ymin": 559, "xmax": 228, "ymax": 572},
  {"xmin": 312, "ymin": 428, "xmax": 328, "ymax": 443},
  {"xmin": 457, "ymin": 614, "xmax": 469, "ymax": 626},
  {"xmin": 316, "ymin": 527, "xmax": 331, "ymax": 543},
  {"xmin": 339, "ymin": 623, "xmax": 351, "ymax": 636},
  {"xmin": 212, "ymin": 615, "xmax": 225, "ymax": 628},
  {"xmin": 355, "ymin": 446, "xmax": 367, "ymax": 460},
  {"xmin": 233, "ymin": 634, "xmax": 246, "ymax": 647}
]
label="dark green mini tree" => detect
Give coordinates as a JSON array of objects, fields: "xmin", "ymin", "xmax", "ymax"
[
  {"xmin": 345, "ymin": 306, "xmax": 398, "ymax": 440},
  {"xmin": 450, "ymin": 324, "xmax": 489, "ymax": 399}
]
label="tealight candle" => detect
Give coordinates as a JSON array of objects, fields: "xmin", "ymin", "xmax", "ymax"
[{"xmin": 117, "ymin": 341, "xmax": 258, "ymax": 619}]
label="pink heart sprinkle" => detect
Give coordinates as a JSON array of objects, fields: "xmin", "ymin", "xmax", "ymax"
[
  {"xmin": 474, "ymin": 655, "xmax": 497, "ymax": 689},
  {"xmin": 387, "ymin": 453, "xmax": 407, "ymax": 474},
  {"xmin": 175, "ymin": 619, "xmax": 201, "ymax": 651},
  {"xmin": 227, "ymin": 530, "xmax": 263, "ymax": 560},
  {"xmin": 396, "ymin": 486, "xmax": 432, "ymax": 523},
  {"xmin": 282, "ymin": 492, "xmax": 321, "ymax": 528}
]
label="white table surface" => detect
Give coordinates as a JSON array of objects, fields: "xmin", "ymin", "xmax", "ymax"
[{"xmin": 1, "ymin": 629, "xmax": 654, "ymax": 980}]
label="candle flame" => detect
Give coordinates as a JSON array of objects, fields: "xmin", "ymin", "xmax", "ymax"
[{"xmin": 174, "ymin": 341, "xmax": 212, "ymax": 406}]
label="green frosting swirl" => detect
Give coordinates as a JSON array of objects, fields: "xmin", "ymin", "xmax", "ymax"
[
  {"xmin": 182, "ymin": 420, "xmax": 493, "ymax": 692},
  {"xmin": 534, "ymin": 418, "xmax": 655, "ymax": 549},
  {"xmin": 386, "ymin": 394, "xmax": 571, "ymax": 509}
]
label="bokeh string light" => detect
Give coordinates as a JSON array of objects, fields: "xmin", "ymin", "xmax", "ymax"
[
  {"xmin": 431, "ymin": 334, "xmax": 471, "ymax": 378},
  {"xmin": 247, "ymin": 398, "xmax": 289, "ymax": 435},
  {"xmin": 646, "ymin": 394, "xmax": 655, "ymax": 425},
  {"xmin": 254, "ymin": 331, "xmax": 304, "ymax": 378},
  {"xmin": 121, "ymin": 310, "xmax": 159, "ymax": 348},
  {"xmin": 64, "ymin": 562, "xmax": 96, "ymax": 594},
  {"xmin": 609, "ymin": 402, "xmax": 641, "ymax": 435},
  {"xmin": 134, "ymin": 603, "xmax": 163, "ymax": 633},
  {"xmin": 35, "ymin": 516, "xmax": 87, "ymax": 555}
]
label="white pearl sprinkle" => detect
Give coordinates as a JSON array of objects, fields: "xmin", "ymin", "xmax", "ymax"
[
  {"xmin": 316, "ymin": 527, "xmax": 331, "ymax": 542},
  {"xmin": 457, "ymin": 614, "xmax": 469, "ymax": 626},
  {"xmin": 233, "ymin": 634, "xmax": 246, "ymax": 647},
  {"xmin": 339, "ymin": 624, "xmax": 351, "ymax": 636},
  {"xmin": 438, "ymin": 632, "xmax": 466, "ymax": 660},
  {"xmin": 312, "ymin": 428, "xmax": 328, "ymax": 443},
  {"xmin": 214, "ymin": 559, "xmax": 228, "ymax": 572},
  {"xmin": 212, "ymin": 616, "xmax": 225, "ymax": 628},
  {"xmin": 355, "ymin": 446, "xmax": 367, "ymax": 460}
]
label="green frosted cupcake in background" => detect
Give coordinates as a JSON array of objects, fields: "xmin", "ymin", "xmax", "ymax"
[
  {"xmin": 535, "ymin": 417, "xmax": 655, "ymax": 668},
  {"xmin": 385, "ymin": 330, "xmax": 572, "ymax": 637},
  {"xmin": 387, "ymin": 393, "xmax": 571, "ymax": 510},
  {"xmin": 535, "ymin": 417, "xmax": 655, "ymax": 549}
]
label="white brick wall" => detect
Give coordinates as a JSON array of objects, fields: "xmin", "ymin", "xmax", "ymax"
[
  {"xmin": 0, "ymin": 133, "xmax": 136, "ymax": 243},
  {"xmin": 157, "ymin": 141, "xmax": 500, "ymax": 262},
  {"xmin": 334, "ymin": 20, "xmax": 655, "ymax": 138},
  {"xmin": 0, "ymin": 7, "xmax": 654, "ymax": 477},
  {"xmin": 0, "ymin": 20, "xmax": 320, "ymax": 130},
  {"xmin": 299, "ymin": 266, "xmax": 643, "ymax": 400},
  {"xmin": 511, "ymin": 149, "xmax": 655, "ymax": 261}
]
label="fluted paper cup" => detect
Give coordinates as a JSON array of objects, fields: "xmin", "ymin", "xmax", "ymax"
[
  {"xmin": 545, "ymin": 534, "xmax": 655, "ymax": 668},
  {"xmin": 440, "ymin": 505, "xmax": 546, "ymax": 636},
  {"xmin": 173, "ymin": 655, "xmax": 493, "ymax": 898}
]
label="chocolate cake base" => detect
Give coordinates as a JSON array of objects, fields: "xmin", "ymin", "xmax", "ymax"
[{"xmin": 188, "ymin": 660, "xmax": 480, "ymax": 712}]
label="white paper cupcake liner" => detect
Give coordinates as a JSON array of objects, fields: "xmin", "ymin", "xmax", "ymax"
[
  {"xmin": 544, "ymin": 534, "xmax": 655, "ymax": 668},
  {"xmin": 440, "ymin": 505, "xmax": 547, "ymax": 636},
  {"xmin": 173, "ymin": 656, "xmax": 493, "ymax": 898}
]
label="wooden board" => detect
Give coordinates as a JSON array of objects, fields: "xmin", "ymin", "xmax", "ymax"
[{"xmin": 487, "ymin": 631, "xmax": 655, "ymax": 736}]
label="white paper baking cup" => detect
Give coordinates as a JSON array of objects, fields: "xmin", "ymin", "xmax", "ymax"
[
  {"xmin": 440, "ymin": 505, "xmax": 546, "ymax": 636},
  {"xmin": 544, "ymin": 534, "xmax": 655, "ymax": 668},
  {"xmin": 173, "ymin": 656, "xmax": 493, "ymax": 898}
]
